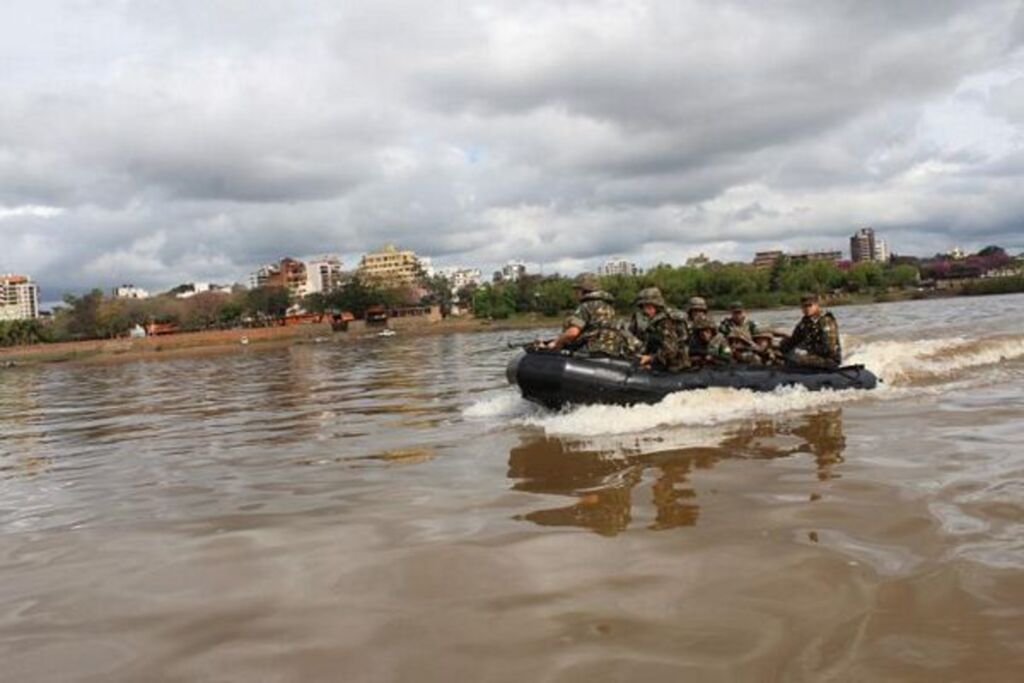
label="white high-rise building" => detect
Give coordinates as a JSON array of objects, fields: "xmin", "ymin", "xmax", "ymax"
[
  {"xmin": 304, "ymin": 256, "xmax": 344, "ymax": 295},
  {"xmin": 873, "ymin": 239, "xmax": 890, "ymax": 263},
  {"xmin": 0, "ymin": 274, "xmax": 40, "ymax": 321},
  {"xmin": 599, "ymin": 257, "xmax": 641, "ymax": 277}
]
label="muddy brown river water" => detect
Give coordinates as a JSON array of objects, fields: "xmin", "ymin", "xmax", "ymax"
[{"xmin": 1, "ymin": 294, "xmax": 1023, "ymax": 681}]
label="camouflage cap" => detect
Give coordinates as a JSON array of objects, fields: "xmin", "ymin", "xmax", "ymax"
[
  {"xmin": 800, "ymin": 293, "xmax": 820, "ymax": 305},
  {"xmin": 729, "ymin": 300, "xmax": 744, "ymax": 310},
  {"xmin": 573, "ymin": 273, "xmax": 600, "ymax": 292},
  {"xmin": 688, "ymin": 296, "xmax": 708, "ymax": 310},
  {"xmin": 634, "ymin": 287, "xmax": 666, "ymax": 308},
  {"xmin": 694, "ymin": 318, "xmax": 717, "ymax": 332}
]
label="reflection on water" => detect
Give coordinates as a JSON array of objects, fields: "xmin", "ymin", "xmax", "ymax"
[
  {"xmin": 509, "ymin": 410, "xmax": 846, "ymax": 535},
  {"xmin": 1, "ymin": 294, "xmax": 1023, "ymax": 680}
]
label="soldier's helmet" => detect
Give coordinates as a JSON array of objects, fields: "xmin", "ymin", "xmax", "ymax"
[
  {"xmin": 634, "ymin": 287, "xmax": 665, "ymax": 308},
  {"xmin": 573, "ymin": 274, "xmax": 600, "ymax": 292},
  {"xmin": 800, "ymin": 293, "xmax": 820, "ymax": 305},
  {"xmin": 688, "ymin": 296, "xmax": 708, "ymax": 311},
  {"xmin": 729, "ymin": 300, "xmax": 744, "ymax": 311},
  {"xmin": 694, "ymin": 318, "xmax": 717, "ymax": 332}
]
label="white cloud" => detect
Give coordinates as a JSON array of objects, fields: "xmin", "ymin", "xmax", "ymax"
[{"xmin": 0, "ymin": 0, "xmax": 1022, "ymax": 294}]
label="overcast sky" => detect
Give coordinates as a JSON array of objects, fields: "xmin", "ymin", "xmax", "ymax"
[{"xmin": 2, "ymin": 1, "xmax": 1023, "ymax": 296}]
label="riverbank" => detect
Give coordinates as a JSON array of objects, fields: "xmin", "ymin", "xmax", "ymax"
[
  {"xmin": 0, "ymin": 314, "xmax": 563, "ymax": 368},
  {"xmin": 0, "ymin": 287, "xmax": 1015, "ymax": 369}
]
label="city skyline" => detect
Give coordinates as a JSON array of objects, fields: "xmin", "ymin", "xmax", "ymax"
[{"xmin": 2, "ymin": 2, "xmax": 1023, "ymax": 296}]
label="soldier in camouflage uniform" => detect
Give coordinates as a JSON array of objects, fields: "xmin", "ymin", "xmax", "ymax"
[
  {"xmin": 684, "ymin": 296, "xmax": 713, "ymax": 339},
  {"xmin": 719, "ymin": 301, "xmax": 759, "ymax": 338},
  {"xmin": 752, "ymin": 330, "xmax": 784, "ymax": 366},
  {"xmin": 726, "ymin": 327, "xmax": 761, "ymax": 365},
  {"xmin": 548, "ymin": 274, "xmax": 640, "ymax": 358},
  {"xmin": 779, "ymin": 294, "xmax": 842, "ymax": 368},
  {"xmin": 631, "ymin": 287, "xmax": 688, "ymax": 371},
  {"xmin": 689, "ymin": 318, "xmax": 732, "ymax": 366}
]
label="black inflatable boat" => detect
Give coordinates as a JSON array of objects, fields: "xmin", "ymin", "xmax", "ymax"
[{"xmin": 507, "ymin": 350, "xmax": 878, "ymax": 409}]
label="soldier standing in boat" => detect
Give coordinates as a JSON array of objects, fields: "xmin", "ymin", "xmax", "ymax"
[
  {"xmin": 547, "ymin": 274, "xmax": 639, "ymax": 358},
  {"xmin": 779, "ymin": 294, "xmax": 842, "ymax": 368},
  {"xmin": 631, "ymin": 287, "xmax": 688, "ymax": 371}
]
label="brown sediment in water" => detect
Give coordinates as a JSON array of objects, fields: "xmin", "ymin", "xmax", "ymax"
[{"xmin": 1, "ymin": 294, "xmax": 1022, "ymax": 681}]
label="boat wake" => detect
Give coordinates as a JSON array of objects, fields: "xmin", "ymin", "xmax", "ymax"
[{"xmin": 463, "ymin": 333, "xmax": 1024, "ymax": 437}]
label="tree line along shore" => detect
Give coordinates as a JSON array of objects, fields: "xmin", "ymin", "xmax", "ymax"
[{"xmin": 2, "ymin": 251, "xmax": 1023, "ymax": 356}]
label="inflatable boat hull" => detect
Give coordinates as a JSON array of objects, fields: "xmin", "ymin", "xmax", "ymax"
[{"xmin": 506, "ymin": 350, "xmax": 878, "ymax": 409}]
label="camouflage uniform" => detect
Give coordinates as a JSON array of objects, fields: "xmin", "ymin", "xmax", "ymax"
[
  {"xmin": 753, "ymin": 332, "xmax": 784, "ymax": 366},
  {"xmin": 689, "ymin": 320, "xmax": 732, "ymax": 365},
  {"xmin": 779, "ymin": 311, "xmax": 842, "ymax": 367},
  {"xmin": 727, "ymin": 328, "xmax": 761, "ymax": 365},
  {"xmin": 565, "ymin": 290, "xmax": 639, "ymax": 358},
  {"xmin": 719, "ymin": 316, "xmax": 758, "ymax": 339},
  {"xmin": 631, "ymin": 288, "xmax": 688, "ymax": 370}
]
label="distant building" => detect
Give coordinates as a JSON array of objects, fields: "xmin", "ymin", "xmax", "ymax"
[
  {"xmin": 851, "ymin": 228, "xmax": 884, "ymax": 264},
  {"xmin": 437, "ymin": 267, "xmax": 483, "ymax": 292},
  {"xmin": 304, "ymin": 256, "xmax": 344, "ymax": 295},
  {"xmin": 598, "ymin": 257, "xmax": 640, "ymax": 277},
  {"xmin": 175, "ymin": 282, "xmax": 232, "ymax": 299},
  {"xmin": 494, "ymin": 260, "xmax": 527, "ymax": 283},
  {"xmin": 873, "ymin": 239, "xmax": 890, "ymax": 264},
  {"xmin": 249, "ymin": 263, "xmax": 280, "ymax": 289},
  {"xmin": 789, "ymin": 250, "xmax": 843, "ymax": 265},
  {"xmin": 948, "ymin": 246, "xmax": 966, "ymax": 260},
  {"xmin": 113, "ymin": 284, "xmax": 150, "ymax": 300},
  {"xmin": 753, "ymin": 250, "xmax": 784, "ymax": 269},
  {"xmin": 685, "ymin": 253, "xmax": 711, "ymax": 269},
  {"xmin": 358, "ymin": 244, "xmax": 427, "ymax": 288},
  {"xmin": 0, "ymin": 274, "xmax": 40, "ymax": 321}
]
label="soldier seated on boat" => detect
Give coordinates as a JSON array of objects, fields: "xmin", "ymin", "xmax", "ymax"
[
  {"xmin": 631, "ymin": 287, "xmax": 689, "ymax": 371},
  {"xmin": 779, "ymin": 294, "xmax": 842, "ymax": 368},
  {"xmin": 726, "ymin": 328, "xmax": 761, "ymax": 365},
  {"xmin": 689, "ymin": 318, "xmax": 732, "ymax": 366},
  {"xmin": 547, "ymin": 274, "xmax": 640, "ymax": 358},
  {"xmin": 752, "ymin": 330, "xmax": 784, "ymax": 366},
  {"xmin": 719, "ymin": 301, "xmax": 759, "ymax": 338},
  {"xmin": 685, "ymin": 296, "xmax": 713, "ymax": 336}
]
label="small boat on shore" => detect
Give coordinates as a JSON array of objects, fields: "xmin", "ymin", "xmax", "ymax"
[
  {"xmin": 506, "ymin": 349, "xmax": 878, "ymax": 409},
  {"xmin": 377, "ymin": 329, "xmax": 397, "ymax": 338}
]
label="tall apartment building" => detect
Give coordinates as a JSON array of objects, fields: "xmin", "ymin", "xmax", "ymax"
[
  {"xmin": 873, "ymin": 239, "xmax": 890, "ymax": 263},
  {"xmin": 850, "ymin": 228, "xmax": 890, "ymax": 263},
  {"xmin": 305, "ymin": 256, "xmax": 344, "ymax": 295},
  {"xmin": 850, "ymin": 228, "xmax": 876, "ymax": 263},
  {"xmin": 598, "ymin": 257, "xmax": 640, "ymax": 277},
  {"xmin": 0, "ymin": 274, "xmax": 40, "ymax": 321},
  {"xmin": 358, "ymin": 244, "xmax": 425, "ymax": 287}
]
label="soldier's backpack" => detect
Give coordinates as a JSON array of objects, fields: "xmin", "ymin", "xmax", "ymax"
[{"xmin": 667, "ymin": 308, "xmax": 690, "ymax": 342}]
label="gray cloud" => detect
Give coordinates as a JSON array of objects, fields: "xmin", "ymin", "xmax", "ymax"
[{"xmin": 1, "ymin": 0, "xmax": 1023, "ymax": 298}]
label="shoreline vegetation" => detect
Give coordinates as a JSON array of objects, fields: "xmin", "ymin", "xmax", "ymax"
[{"xmin": 3, "ymin": 246, "xmax": 1022, "ymax": 368}]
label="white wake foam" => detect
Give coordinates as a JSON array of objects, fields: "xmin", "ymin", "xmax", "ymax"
[
  {"xmin": 846, "ymin": 335, "xmax": 1024, "ymax": 385},
  {"xmin": 464, "ymin": 334, "xmax": 1023, "ymax": 437}
]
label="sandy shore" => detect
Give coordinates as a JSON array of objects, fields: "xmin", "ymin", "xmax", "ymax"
[{"xmin": 0, "ymin": 315, "xmax": 561, "ymax": 368}]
